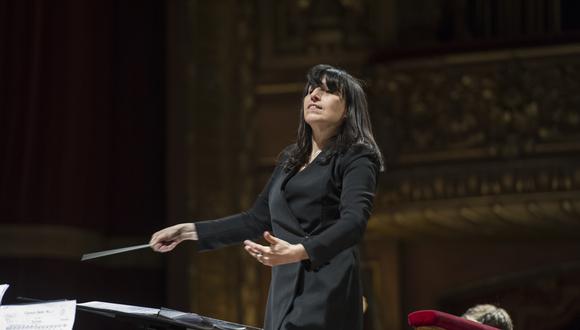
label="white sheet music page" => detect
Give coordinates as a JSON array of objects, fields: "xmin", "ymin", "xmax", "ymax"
[
  {"xmin": 0, "ymin": 284, "xmax": 8, "ymax": 305},
  {"xmin": 77, "ymin": 301, "xmax": 159, "ymax": 315},
  {"xmin": 0, "ymin": 300, "xmax": 76, "ymax": 330}
]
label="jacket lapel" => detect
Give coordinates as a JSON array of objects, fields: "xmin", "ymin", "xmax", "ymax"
[{"xmin": 268, "ymin": 169, "xmax": 307, "ymax": 242}]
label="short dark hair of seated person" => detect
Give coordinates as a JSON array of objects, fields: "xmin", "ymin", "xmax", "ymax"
[{"xmin": 462, "ymin": 304, "xmax": 513, "ymax": 330}]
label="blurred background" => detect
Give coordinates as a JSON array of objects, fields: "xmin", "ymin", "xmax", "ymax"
[{"xmin": 2, "ymin": 0, "xmax": 580, "ymax": 329}]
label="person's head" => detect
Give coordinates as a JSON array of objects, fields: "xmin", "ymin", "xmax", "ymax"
[
  {"xmin": 462, "ymin": 304, "xmax": 513, "ymax": 330},
  {"xmin": 302, "ymin": 67, "xmax": 347, "ymax": 138},
  {"xmin": 287, "ymin": 64, "xmax": 384, "ymax": 171}
]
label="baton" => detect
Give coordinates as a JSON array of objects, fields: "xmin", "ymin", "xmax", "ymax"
[{"xmin": 81, "ymin": 243, "xmax": 150, "ymax": 261}]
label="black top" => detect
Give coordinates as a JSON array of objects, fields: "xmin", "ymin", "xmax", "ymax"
[
  {"xmin": 283, "ymin": 153, "xmax": 328, "ymax": 235},
  {"xmin": 195, "ymin": 144, "xmax": 379, "ymax": 330}
]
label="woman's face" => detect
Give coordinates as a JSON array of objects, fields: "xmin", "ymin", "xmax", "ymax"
[{"xmin": 303, "ymin": 78, "xmax": 346, "ymax": 133}]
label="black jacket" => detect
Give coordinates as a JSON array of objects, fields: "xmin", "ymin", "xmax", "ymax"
[{"xmin": 196, "ymin": 144, "xmax": 379, "ymax": 330}]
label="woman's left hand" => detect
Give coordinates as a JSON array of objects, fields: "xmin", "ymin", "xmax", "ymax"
[{"xmin": 244, "ymin": 232, "xmax": 309, "ymax": 267}]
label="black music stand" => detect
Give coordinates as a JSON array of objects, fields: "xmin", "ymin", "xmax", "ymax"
[{"xmin": 76, "ymin": 301, "xmax": 262, "ymax": 330}]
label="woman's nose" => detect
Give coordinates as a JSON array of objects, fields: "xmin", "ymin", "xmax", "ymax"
[{"xmin": 309, "ymin": 87, "xmax": 321, "ymax": 100}]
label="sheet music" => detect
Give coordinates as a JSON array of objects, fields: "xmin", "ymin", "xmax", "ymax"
[
  {"xmin": 77, "ymin": 301, "xmax": 159, "ymax": 315},
  {"xmin": 0, "ymin": 284, "xmax": 8, "ymax": 305},
  {"xmin": 0, "ymin": 300, "xmax": 76, "ymax": 330}
]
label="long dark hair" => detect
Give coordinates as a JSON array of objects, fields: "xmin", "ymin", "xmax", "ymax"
[{"xmin": 283, "ymin": 64, "xmax": 384, "ymax": 172}]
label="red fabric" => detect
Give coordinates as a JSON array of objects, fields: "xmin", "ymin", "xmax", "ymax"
[{"xmin": 408, "ymin": 310, "xmax": 500, "ymax": 330}]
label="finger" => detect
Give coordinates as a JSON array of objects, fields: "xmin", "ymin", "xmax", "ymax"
[
  {"xmin": 263, "ymin": 231, "xmax": 281, "ymax": 245},
  {"xmin": 244, "ymin": 240, "xmax": 270, "ymax": 254},
  {"xmin": 152, "ymin": 232, "xmax": 172, "ymax": 245},
  {"xmin": 164, "ymin": 242, "xmax": 178, "ymax": 251},
  {"xmin": 244, "ymin": 240, "xmax": 261, "ymax": 251},
  {"xmin": 244, "ymin": 239, "xmax": 262, "ymax": 247},
  {"xmin": 244, "ymin": 246, "xmax": 268, "ymax": 262},
  {"xmin": 153, "ymin": 242, "xmax": 168, "ymax": 251},
  {"xmin": 154, "ymin": 242, "xmax": 176, "ymax": 252},
  {"xmin": 151, "ymin": 229, "xmax": 167, "ymax": 242},
  {"xmin": 150, "ymin": 233, "xmax": 161, "ymax": 245},
  {"xmin": 150, "ymin": 236, "xmax": 165, "ymax": 246},
  {"xmin": 251, "ymin": 251, "xmax": 266, "ymax": 264},
  {"xmin": 244, "ymin": 245, "xmax": 261, "ymax": 256}
]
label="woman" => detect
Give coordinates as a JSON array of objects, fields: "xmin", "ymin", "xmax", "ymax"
[{"xmin": 150, "ymin": 64, "xmax": 384, "ymax": 330}]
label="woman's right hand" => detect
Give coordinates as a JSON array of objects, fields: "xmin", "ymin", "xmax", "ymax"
[{"xmin": 149, "ymin": 223, "xmax": 198, "ymax": 253}]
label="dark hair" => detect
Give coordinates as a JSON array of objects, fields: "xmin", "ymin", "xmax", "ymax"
[
  {"xmin": 463, "ymin": 304, "xmax": 514, "ymax": 330},
  {"xmin": 283, "ymin": 64, "xmax": 384, "ymax": 172}
]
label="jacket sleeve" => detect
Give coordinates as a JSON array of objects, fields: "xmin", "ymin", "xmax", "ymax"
[
  {"xmin": 300, "ymin": 149, "xmax": 379, "ymax": 269},
  {"xmin": 195, "ymin": 165, "xmax": 282, "ymax": 251}
]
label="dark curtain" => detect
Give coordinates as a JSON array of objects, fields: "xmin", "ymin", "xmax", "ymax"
[
  {"xmin": 0, "ymin": 0, "xmax": 165, "ymax": 232},
  {"xmin": 0, "ymin": 0, "xmax": 167, "ymax": 328}
]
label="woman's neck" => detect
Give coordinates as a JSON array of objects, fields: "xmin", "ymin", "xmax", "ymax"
[
  {"xmin": 311, "ymin": 136, "xmax": 327, "ymax": 155},
  {"xmin": 310, "ymin": 126, "xmax": 335, "ymax": 153}
]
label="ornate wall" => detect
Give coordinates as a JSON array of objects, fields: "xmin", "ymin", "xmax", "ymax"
[
  {"xmin": 368, "ymin": 44, "xmax": 580, "ymax": 330},
  {"xmin": 3, "ymin": 0, "xmax": 580, "ymax": 329},
  {"xmin": 165, "ymin": 1, "xmax": 580, "ymax": 329},
  {"xmin": 371, "ymin": 44, "xmax": 580, "ymax": 238}
]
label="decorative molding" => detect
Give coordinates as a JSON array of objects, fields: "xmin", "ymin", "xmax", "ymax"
[
  {"xmin": 183, "ymin": 0, "xmax": 254, "ymax": 322},
  {"xmin": 368, "ymin": 44, "xmax": 580, "ymax": 237},
  {"xmin": 369, "ymin": 192, "xmax": 580, "ymax": 238},
  {"xmin": 361, "ymin": 260, "xmax": 387, "ymax": 330},
  {"xmin": 373, "ymin": 44, "xmax": 580, "ymax": 165},
  {"xmin": 238, "ymin": 0, "xmax": 262, "ymax": 326},
  {"xmin": 461, "ymin": 0, "xmax": 562, "ymax": 40},
  {"xmin": 362, "ymin": 238, "xmax": 403, "ymax": 330},
  {"xmin": 257, "ymin": 0, "xmax": 385, "ymax": 68},
  {"xmin": 379, "ymin": 159, "xmax": 580, "ymax": 205}
]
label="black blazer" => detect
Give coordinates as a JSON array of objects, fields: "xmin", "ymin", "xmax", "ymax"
[{"xmin": 196, "ymin": 144, "xmax": 379, "ymax": 330}]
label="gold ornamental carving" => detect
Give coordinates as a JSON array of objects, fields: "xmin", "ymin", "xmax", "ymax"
[{"xmin": 370, "ymin": 44, "xmax": 580, "ymax": 237}]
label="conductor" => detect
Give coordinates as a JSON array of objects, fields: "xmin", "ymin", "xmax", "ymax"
[{"xmin": 150, "ymin": 64, "xmax": 384, "ymax": 330}]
